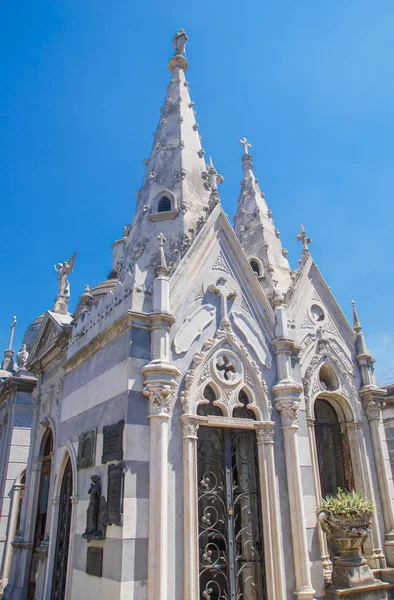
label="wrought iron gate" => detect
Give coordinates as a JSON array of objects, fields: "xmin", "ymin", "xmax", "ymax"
[
  {"xmin": 51, "ymin": 458, "xmax": 72, "ymax": 600},
  {"xmin": 198, "ymin": 427, "xmax": 266, "ymax": 600}
]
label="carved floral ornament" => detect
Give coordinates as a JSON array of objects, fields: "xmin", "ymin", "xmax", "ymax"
[
  {"xmin": 302, "ymin": 338, "xmax": 360, "ymax": 419},
  {"xmin": 179, "ymin": 321, "xmax": 272, "ymax": 421},
  {"xmin": 143, "ymin": 383, "xmax": 177, "ymax": 416}
]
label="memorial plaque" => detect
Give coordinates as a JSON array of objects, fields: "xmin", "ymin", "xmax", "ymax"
[
  {"xmin": 102, "ymin": 420, "xmax": 124, "ymax": 463},
  {"xmin": 86, "ymin": 547, "xmax": 103, "ymax": 577},
  {"xmin": 77, "ymin": 429, "xmax": 97, "ymax": 470},
  {"xmin": 107, "ymin": 463, "xmax": 123, "ymax": 526}
]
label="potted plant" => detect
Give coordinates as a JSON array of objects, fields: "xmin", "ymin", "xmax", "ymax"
[{"xmin": 317, "ymin": 488, "xmax": 376, "ymax": 589}]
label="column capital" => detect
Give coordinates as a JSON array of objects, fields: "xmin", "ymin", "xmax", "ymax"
[
  {"xmin": 276, "ymin": 403, "xmax": 299, "ymax": 428},
  {"xmin": 182, "ymin": 422, "xmax": 199, "ymax": 439},
  {"xmin": 255, "ymin": 422, "xmax": 275, "ymax": 444},
  {"xmin": 364, "ymin": 399, "xmax": 383, "ymax": 421}
]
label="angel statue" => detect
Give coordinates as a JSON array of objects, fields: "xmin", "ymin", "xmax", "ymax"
[
  {"xmin": 172, "ymin": 29, "xmax": 188, "ymax": 56},
  {"xmin": 54, "ymin": 251, "xmax": 77, "ymax": 298}
]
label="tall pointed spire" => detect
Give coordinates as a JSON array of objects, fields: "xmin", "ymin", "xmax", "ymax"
[
  {"xmin": 121, "ymin": 30, "xmax": 215, "ymax": 291},
  {"xmin": 234, "ymin": 139, "xmax": 291, "ymax": 301}
]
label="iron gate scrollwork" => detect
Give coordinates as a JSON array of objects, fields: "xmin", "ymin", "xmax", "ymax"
[
  {"xmin": 51, "ymin": 458, "xmax": 73, "ymax": 600},
  {"xmin": 197, "ymin": 427, "xmax": 266, "ymax": 600}
]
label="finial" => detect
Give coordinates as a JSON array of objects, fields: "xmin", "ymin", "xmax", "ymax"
[
  {"xmin": 296, "ymin": 224, "xmax": 311, "ymax": 252},
  {"xmin": 239, "ymin": 138, "xmax": 252, "ymax": 155},
  {"xmin": 351, "ymin": 300, "xmax": 362, "ymax": 333},
  {"xmin": 169, "ymin": 29, "xmax": 189, "ymax": 72},
  {"xmin": 8, "ymin": 316, "xmax": 17, "ymax": 351},
  {"xmin": 202, "ymin": 158, "xmax": 224, "ymax": 212},
  {"xmin": 156, "ymin": 233, "xmax": 169, "ymax": 276}
]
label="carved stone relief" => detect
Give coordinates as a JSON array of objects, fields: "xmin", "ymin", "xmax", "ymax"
[
  {"xmin": 77, "ymin": 429, "xmax": 97, "ymax": 470},
  {"xmin": 173, "ymin": 304, "xmax": 216, "ymax": 355}
]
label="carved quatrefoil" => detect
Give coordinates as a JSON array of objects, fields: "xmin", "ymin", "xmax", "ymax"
[{"xmin": 211, "ymin": 350, "xmax": 242, "ymax": 386}]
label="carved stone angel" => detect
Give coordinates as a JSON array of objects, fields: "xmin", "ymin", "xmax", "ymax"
[{"xmin": 54, "ymin": 251, "xmax": 78, "ymax": 298}]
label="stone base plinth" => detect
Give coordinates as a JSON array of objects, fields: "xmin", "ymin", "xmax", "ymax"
[
  {"xmin": 326, "ymin": 580, "xmax": 389, "ymax": 600},
  {"xmin": 333, "ymin": 563, "xmax": 375, "ymax": 589}
]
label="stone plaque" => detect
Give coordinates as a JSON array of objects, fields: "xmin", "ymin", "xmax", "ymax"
[
  {"xmin": 86, "ymin": 547, "xmax": 103, "ymax": 577},
  {"xmin": 102, "ymin": 420, "xmax": 124, "ymax": 463},
  {"xmin": 107, "ymin": 463, "xmax": 123, "ymax": 526},
  {"xmin": 77, "ymin": 429, "xmax": 97, "ymax": 470}
]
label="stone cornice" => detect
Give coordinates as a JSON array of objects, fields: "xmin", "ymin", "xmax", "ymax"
[
  {"xmin": 64, "ymin": 310, "xmax": 151, "ymax": 374},
  {"xmin": 0, "ymin": 374, "xmax": 37, "ymax": 402}
]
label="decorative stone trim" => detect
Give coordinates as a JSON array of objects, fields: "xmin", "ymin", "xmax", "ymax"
[
  {"xmin": 276, "ymin": 403, "xmax": 299, "ymax": 428},
  {"xmin": 70, "ymin": 496, "xmax": 79, "ymax": 505},
  {"xmin": 256, "ymin": 423, "xmax": 275, "ymax": 444},
  {"xmin": 143, "ymin": 383, "xmax": 176, "ymax": 416},
  {"xmin": 51, "ymin": 497, "xmax": 60, "ymax": 505},
  {"xmin": 182, "ymin": 423, "xmax": 199, "ymax": 439}
]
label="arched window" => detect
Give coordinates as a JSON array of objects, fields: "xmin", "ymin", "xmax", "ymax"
[
  {"xmin": 197, "ymin": 384, "xmax": 223, "ymax": 417},
  {"xmin": 250, "ymin": 260, "xmax": 260, "ymax": 276},
  {"xmin": 157, "ymin": 196, "xmax": 172, "ymax": 212},
  {"xmin": 314, "ymin": 399, "xmax": 353, "ymax": 498},
  {"xmin": 233, "ymin": 389, "xmax": 256, "ymax": 420}
]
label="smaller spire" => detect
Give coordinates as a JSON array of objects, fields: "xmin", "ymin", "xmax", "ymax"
[{"xmin": 351, "ymin": 300, "xmax": 362, "ymax": 333}]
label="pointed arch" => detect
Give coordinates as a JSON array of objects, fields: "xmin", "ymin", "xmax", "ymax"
[
  {"xmin": 54, "ymin": 440, "xmax": 78, "ymax": 500},
  {"xmin": 181, "ymin": 331, "xmax": 270, "ymax": 421}
]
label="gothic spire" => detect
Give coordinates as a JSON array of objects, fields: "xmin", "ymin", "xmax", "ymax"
[
  {"xmin": 121, "ymin": 30, "xmax": 215, "ymax": 290},
  {"xmin": 234, "ymin": 139, "xmax": 291, "ymax": 301}
]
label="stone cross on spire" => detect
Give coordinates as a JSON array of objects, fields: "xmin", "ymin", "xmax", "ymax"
[
  {"xmin": 239, "ymin": 137, "xmax": 252, "ymax": 155},
  {"xmin": 296, "ymin": 224, "xmax": 311, "ymax": 253}
]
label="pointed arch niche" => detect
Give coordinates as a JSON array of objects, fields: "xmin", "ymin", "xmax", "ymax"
[
  {"xmin": 304, "ymin": 348, "xmax": 386, "ymax": 574},
  {"xmin": 180, "ymin": 334, "xmax": 286, "ymax": 600}
]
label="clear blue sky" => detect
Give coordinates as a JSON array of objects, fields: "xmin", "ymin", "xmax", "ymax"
[{"xmin": 1, "ymin": 1, "xmax": 393, "ymax": 383}]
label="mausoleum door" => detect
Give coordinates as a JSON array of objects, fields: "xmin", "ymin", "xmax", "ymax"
[
  {"xmin": 314, "ymin": 399, "xmax": 353, "ymax": 498},
  {"xmin": 197, "ymin": 425, "xmax": 266, "ymax": 600},
  {"xmin": 51, "ymin": 458, "xmax": 73, "ymax": 600}
]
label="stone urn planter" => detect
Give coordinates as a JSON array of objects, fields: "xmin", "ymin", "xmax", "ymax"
[{"xmin": 317, "ymin": 489, "xmax": 375, "ymax": 589}]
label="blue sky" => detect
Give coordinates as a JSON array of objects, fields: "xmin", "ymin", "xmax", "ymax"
[{"xmin": 1, "ymin": 0, "xmax": 393, "ymax": 383}]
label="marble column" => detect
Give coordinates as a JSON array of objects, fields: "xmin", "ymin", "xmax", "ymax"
[
  {"xmin": 363, "ymin": 395, "xmax": 394, "ymax": 567},
  {"xmin": 181, "ymin": 417, "xmax": 199, "ymax": 600},
  {"xmin": 256, "ymin": 423, "xmax": 286, "ymax": 600},
  {"xmin": 346, "ymin": 421, "xmax": 386, "ymax": 569}
]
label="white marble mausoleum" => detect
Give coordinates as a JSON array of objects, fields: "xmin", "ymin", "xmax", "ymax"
[{"xmin": 1, "ymin": 29, "xmax": 394, "ymax": 600}]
